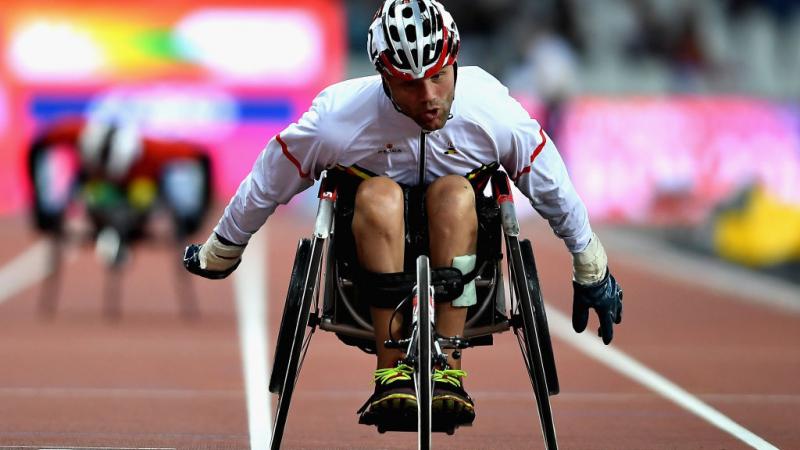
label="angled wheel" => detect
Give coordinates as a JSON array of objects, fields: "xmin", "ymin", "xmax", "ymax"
[
  {"xmin": 270, "ymin": 237, "xmax": 322, "ymax": 450},
  {"xmin": 520, "ymin": 239, "xmax": 559, "ymax": 395},
  {"xmin": 507, "ymin": 237, "xmax": 558, "ymax": 450},
  {"xmin": 415, "ymin": 255, "xmax": 433, "ymax": 450},
  {"xmin": 269, "ymin": 238, "xmax": 312, "ymax": 394}
]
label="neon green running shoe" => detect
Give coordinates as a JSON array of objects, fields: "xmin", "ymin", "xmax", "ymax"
[{"xmin": 357, "ymin": 363, "xmax": 417, "ymax": 426}]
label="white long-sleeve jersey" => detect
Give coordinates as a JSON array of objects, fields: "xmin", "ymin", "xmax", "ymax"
[{"xmin": 215, "ymin": 66, "xmax": 592, "ymax": 253}]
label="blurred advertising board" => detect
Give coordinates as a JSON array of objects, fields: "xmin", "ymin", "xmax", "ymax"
[
  {"xmin": 559, "ymin": 97, "xmax": 800, "ymax": 224},
  {"xmin": 0, "ymin": 0, "xmax": 345, "ymax": 214}
]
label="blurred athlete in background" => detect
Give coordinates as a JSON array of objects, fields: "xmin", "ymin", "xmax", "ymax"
[{"xmin": 28, "ymin": 116, "xmax": 212, "ymax": 266}]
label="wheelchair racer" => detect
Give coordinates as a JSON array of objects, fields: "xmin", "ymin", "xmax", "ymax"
[
  {"xmin": 28, "ymin": 116, "xmax": 212, "ymax": 265},
  {"xmin": 185, "ymin": 0, "xmax": 623, "ymax": 429}
]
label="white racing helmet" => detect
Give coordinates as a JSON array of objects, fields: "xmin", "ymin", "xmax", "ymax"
[
  {"xmin": 368, "ymin": 0, "xmax": 460, "ymax": 80},
  {"xmin": 78, "ymin": 119, "xmax": 142, "ymax": 181}
]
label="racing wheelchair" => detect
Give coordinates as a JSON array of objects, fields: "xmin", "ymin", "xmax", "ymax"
[{"xmin": 268, "ymin": 169, "xmax": 560, "ymax": 450}]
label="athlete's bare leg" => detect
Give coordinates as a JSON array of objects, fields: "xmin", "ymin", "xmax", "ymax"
[
  {"xmin": 426, "ymin": 175, "xmax": 477, "ymax": 369},
  {"xmin": 352, "ymin": 177, "xmax": 406, "ymax": 369}
]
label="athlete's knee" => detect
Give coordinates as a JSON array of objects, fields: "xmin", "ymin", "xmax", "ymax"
[
  {"xmin": 353, "ymin": 177, "xmax": 404, "ymax": 230},
  {"xmin": 427, "ymin": 175, "xmax": 476, "ymax": 220},
  {"xmin": 356, "ymin": 176, "xmax": 403, "ymax": 202},
  {"xmin": 427, "ymin": 177, "xmax": 477, "ymax": 241}
]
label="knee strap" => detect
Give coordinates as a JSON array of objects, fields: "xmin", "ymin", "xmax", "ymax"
[
  {"xmin": 358, "ymin": 263, "xmax": 477, "ymax": 308},
  {"xmin": 357, "ymin": 270, "xmax": 415, "ymax": 309}
]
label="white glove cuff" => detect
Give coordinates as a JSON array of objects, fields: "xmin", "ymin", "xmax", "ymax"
[
  {"xmin": 572, "ymin": 233, "xmax": 608, "ymax": 286},
  {"xmin": 199, "ymin": 232, "xmax": 245, "ymax": 271}
]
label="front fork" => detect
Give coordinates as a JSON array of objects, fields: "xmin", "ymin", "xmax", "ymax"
[{"xmin": 385, "ymin": 285, "xmax": 470, "ymax": 370}]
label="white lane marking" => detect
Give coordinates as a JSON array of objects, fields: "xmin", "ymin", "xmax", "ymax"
[
  {"xmin": 0, "ymin": 239, "xmax": 53, "ymax": 306},
  {"xmin": 547, "ymin": 306, "xmax": 779, "ymax": 450},
  {"xmin": 598, "ymin": 227, "xmax": 800, "ymax": 315},
  {"xmin": 233, "ymin": 232, "xmax": 271, "ymax": 450}
]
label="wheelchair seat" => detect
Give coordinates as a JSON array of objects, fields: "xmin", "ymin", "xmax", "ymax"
[{"xmin": 318, "ymin": 170, "xmax": 512, "ymax": 354}]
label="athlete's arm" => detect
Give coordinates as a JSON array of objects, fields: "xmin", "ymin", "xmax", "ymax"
[
  {"xmin": 187, "ymin": 89, "xmax": 340, "ymax": 278},
  {"xmin": 497, "ymin": 102, "xmax": 624, "ymax": 344}
]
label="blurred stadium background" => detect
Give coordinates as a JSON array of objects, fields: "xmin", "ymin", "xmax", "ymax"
[
  {"xmin": 0, "ymin": 0, "xmax": 799, "ymax": 448},
  {"xmin": 2, "ymin": 0, "xmax": 799, "ymax": 274}
]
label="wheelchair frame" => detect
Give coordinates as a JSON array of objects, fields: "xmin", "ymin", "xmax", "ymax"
[{"xmin": 268, "ymin": 170, "xmax": 559, "ymax": 450}]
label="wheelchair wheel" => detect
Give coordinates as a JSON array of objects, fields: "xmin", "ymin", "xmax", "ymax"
[
  {"xmin": 415, "ymin": 255, "xmax": 433, "ymax": 450},
  {"xmin": 270, "ymin": 237, "xmax": 322, "ymax": 450},
  {"xmin": 269, "ymin": 238, "xmax": 311, "ymax": 394},
  {"xmin": 520, "ymin": 239, "xmax": 559, "ymax": 395},
  {"xmin": 507, "ymin": 237, "xmax": 558, "ymax": 450}
]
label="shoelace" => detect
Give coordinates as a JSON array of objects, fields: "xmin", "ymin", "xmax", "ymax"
[
  {"xmin": 373, "ymin": 364, "xmax": 414, "ymax": 385},
  {"xmin": 433, "ymin": 369, "xmax": 467, "ymax": 387}
]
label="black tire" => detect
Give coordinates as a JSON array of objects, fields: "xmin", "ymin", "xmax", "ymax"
[
  {"xmin": 415, "ymin": 255, "xmax": 432, "ymax": 450},
  {"xmin": 270, "ymin": 237, "xmax": 322, "ymax": 450},
  {"xmin": 520, "ymin": 239, "xmax": 559, "ymax": 395},
  {"xmin": 269, "ymin": 238, "xmax": 312, "ymax": 394},
  {"xmin": 508, "ymin": 237, "xmax": 558, "ymax": 450}
]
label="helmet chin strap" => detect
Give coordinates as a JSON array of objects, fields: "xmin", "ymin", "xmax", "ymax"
[
  {"xmin": 381, "ymin": 78, "xmax": 406, "ymax": 115},
  {"xmin": 380, "ymin": 62, "xmax": 459, "ymax": 121}
]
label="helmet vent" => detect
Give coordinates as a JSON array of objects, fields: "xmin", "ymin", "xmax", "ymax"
[
  {"xmin": 423, "ymin": 44, "xmax": 433, "ymax": 64},
  {"xmin": 389, "ymin": 24, "xmax": 400, "ymax": 42},
  {"xmin": 405, "ymin": 24, "xmax": 416, "ymax": 42}
]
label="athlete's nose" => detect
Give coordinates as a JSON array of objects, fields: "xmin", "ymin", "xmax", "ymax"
[{"xmin": 417, "ymin": 79, "xmax": 436, "ymax": 103}]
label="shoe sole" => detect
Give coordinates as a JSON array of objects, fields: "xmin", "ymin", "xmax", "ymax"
[
  {"xmin": 359, "ymin": 393, "xmax": 417, "ymax": 426},
  {"xmin": 432, "ymin": 394, "xmax": 475, "ymax": 425}
]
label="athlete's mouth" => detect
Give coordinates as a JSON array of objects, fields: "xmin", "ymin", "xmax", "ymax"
[{"xmin": 422, "ymin": 108, "xmax": 439, "ymax": 122}]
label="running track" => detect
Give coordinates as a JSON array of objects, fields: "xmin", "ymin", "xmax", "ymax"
[{"xmin": 0, "ymin": 207, "xmax": 797, "ymax": 450}]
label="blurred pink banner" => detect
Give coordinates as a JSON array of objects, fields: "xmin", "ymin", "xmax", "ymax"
[
  {"xmin": 0, "ymin": 0, "xmax": 345, "ymax": 215},
  {"xmin": 560, "ymin": 97, "xmax": 800, "ymax": 224}
]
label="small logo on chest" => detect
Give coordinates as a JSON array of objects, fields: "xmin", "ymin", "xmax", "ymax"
[
  {"xmin": 378, "ymin": 143, "xmax": 403, "ymax": 154},
  {"xmin": 443, "ymin": 141, "xmax": 459, "ymax": 155}
]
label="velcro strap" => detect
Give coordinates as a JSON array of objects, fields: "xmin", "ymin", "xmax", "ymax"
[
  {"xmin": 431, "ymin": 267, "xmax": 464, "ymax": 302},
  {"xmin": 357, "ymin": 266, "xmax": 474, "ymax": 307},
  {"xmin": 356, "ymin": 270, "xmax": 415, "ymax": 308}
]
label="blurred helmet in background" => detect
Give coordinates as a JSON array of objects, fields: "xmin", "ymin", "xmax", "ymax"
[
  {"xmin": 368, "ymin": 0, "xmax": 460, "ymax": 80},
  {"xmin": 78, "ymin": 119, "xmax": 142, "ymax": 182}
]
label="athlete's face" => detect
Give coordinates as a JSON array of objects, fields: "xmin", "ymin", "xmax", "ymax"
[{"xmin": 383, "ymin": 65, "xmax": 455, "ymax": 131}]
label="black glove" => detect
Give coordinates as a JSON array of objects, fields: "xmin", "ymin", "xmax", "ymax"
[
  {"xmin": 183, "ymin": 243, "xmax": 240, "ymax": 280},
  {"xmin": 572, "ymin": 270, "xmax": 623, "ymax": 345}
]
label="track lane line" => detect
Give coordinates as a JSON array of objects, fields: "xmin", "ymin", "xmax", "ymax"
[
  {"xmin": 233, "ymin": 232, "xmax": 271, "ymax": 450},
  {"xmin": 0, "ymin": 239, "xmax": 53, "ymax": 306},
  {"xmin": 546, "ymin": 305, "xmax": 779, "ymax": 449}
]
